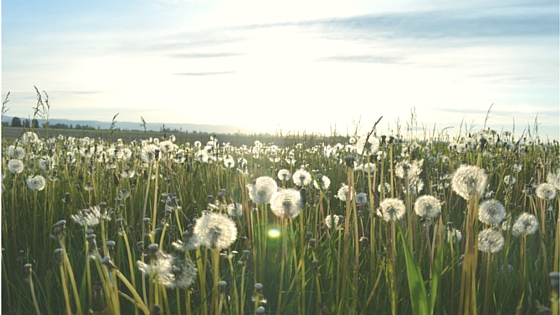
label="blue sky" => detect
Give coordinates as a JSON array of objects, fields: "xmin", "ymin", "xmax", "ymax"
[{"xmin": 2, "ymin": 0, "xmax": 559, "ymax": 139}]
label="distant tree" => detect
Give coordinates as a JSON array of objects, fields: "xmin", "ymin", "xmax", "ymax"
[
  {"xmin": 32, "ymin": 119, "xmax": 39, "ymax": 128},
  {"xmin": 43, "ymin": 122, "xmax": 50, "ymax": 128},
  {"xmin": 23, "ymin": 119, "xmax": 30, "ymax": 128},
  {"xmin": 11, "ymin": 116, "xmax": 22, "ymax": 127},
  {"xmin": 75, "ymin": 124, "xmax": 81, "ymax": 129}
]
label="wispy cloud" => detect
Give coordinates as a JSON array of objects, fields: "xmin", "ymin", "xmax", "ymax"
[
  {"xmin": 174, "ymin": 71, "xmax": 235, "ymax": 76},
  {"xmin": 316, "ymin": 54, "xmax": 405, "ymax": 64},
  {"xmin": 170, "ymin": 52, "xmax": 244, "ymax": 58}
]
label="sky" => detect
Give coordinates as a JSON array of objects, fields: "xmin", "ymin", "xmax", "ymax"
[{"xmin": 2, "ymin": 0, "xmax": 559, "ymax": 140}]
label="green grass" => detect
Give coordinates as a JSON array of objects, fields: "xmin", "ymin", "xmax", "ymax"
[{"xmin": 1, "ymin": 123, "xmax": 559, "ymax": 315}]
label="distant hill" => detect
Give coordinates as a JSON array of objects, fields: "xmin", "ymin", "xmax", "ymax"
[{"xmin": 2, "ymin": 116, "xmax": 262, "ymax": 135}]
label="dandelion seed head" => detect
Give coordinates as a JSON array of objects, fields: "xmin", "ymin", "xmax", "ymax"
[
  {"xmin": 336, "ymin": 184, "xmax": 351, "ymax": 201},
  {"xmin": 535, "ymin": 183, "xmax": 556, "ymax": 200},
  {"xmin": 478, "ymin": 199, "xmax": 506, "ymax": 225},
  {"xmin": 247, "ymin": 176, "xmax": 277, "ymax": 204},
  {"xmin": 277, "ymin": 169, "xmax": 291, "ymax": 181},
  {"xmin": 222, "ymin": 155, "xmax": 235, "ymax": 168},
  {"xmin": 395, "ymin": 160, "xmax": 423, "ymax": 179},
  {"xmin": 512, "ymin": 212, "xmax": 539, "ymax": 236},
  {"xmin": 140, "ymin": 144, "xmax": 160, "ymax": 163},
  {"xmin": 292, "ymin": 169, "xmax": 312, "ymax": 186},
  {"xmin": 446, "ymin": 227, "xmax": 462, "ymax": 243},
  {"xmin": 451, "ymin": 165, "xmax": 487, "ymax": 200},
  {"xmin": 7, "ymin": 159, "xmax": 24, "ymax": 174},
  {"xmin": 8, "ymin": 145, "xmax": 26, "ymax": 159},
  {"xmin": 26, "ymin": 175, "xmax": 46, "ymax": 191},
  {"xmin": 313, "ymin": 174, "xmax": 331, "ymax": 190},
  {"xmin": 227, "ymin": 202, "xmax": 243, "ymax": 217},
  {"xmin": 355, "ymin": 135, "xmax": 380, "ymax": 155},
  {"xmin": 193, "ymin": 212, "xmax": 237, "ymax": 250},
  {"xmin": 414, "ymin": 195, "xmax": 441, "ymax": 219},
  {"xmin": 478, "ymin": 229, "xmax": 505, "ymax": 253},
  {"xmin": 547, "ymin": 170, "xmax": 560, "ymax": 190},
  {"xmin": 356, "ymin": 192, "xmax": 368, "ymax": 206},
  {"xmin": 503, "ymin": 175, "xmax": 516, "ymax": 186},
  {"xmin": 270, "ymin": 188, "xmax": 303, "ymax": 219},
  {"xmin": 379, "ymin": 198, "xmax": 406, "ymax": 222},
  {"xmin": 325, "ymin": 215, "xmax": 344, "ymax": 230}
]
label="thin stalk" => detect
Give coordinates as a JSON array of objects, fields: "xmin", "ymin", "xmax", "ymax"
[
  {"xmin": 27, "ymin": 275, "xmax": 42, "ymax": 315},
  {"xmin": 58, "ymin": 263, "xmax": 72, "ymax": 315},
  {"xmin": 115, "ymin": 270, "xmax": 151, "ymax": 315}
]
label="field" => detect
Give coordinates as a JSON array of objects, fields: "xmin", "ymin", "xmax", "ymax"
[{"xmin": 1, "ymin": 123, "xmax": 559, "ymax": 315}]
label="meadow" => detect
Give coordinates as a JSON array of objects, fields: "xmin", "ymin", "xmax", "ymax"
[{"xmin": 1, "ymin": 119, "xmax": 559, "ymax": 315}]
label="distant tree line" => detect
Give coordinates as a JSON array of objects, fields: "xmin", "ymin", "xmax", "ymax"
[{"xmin": 6, "ymin": 117, "xmax": 97, "ymax": 130}]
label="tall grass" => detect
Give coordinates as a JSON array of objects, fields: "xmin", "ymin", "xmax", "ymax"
[{"xmin": 1, "ymin": 117, "xmax": 559, "ymax": 315}]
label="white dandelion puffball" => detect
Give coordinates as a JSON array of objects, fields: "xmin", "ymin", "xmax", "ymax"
[
  {"xmin": 7, "ymin": 159, "xmax": 24, "ymax": 174},
  {"xmin": 414, "ymin": 195, "xmax": 441, "ymax": 219},
  {"xmin": 277, "ymin": 169, "xmax": 291, "ymax": 181},
  {"xmin": 292, "ymin": 169, "xmax": 312, "ymax": 186},
  {"xmin": 379, "ymin": 198, "xmax": 406, "ymax": 222},
  {"xmin": 478, "ymin": 199, "xmax": 506, "ymax": 225},
  {"xmin": 535, "ymin": 183, "xmax": 556, "ymax": 200},
  {"xmin": 26, "ymin": 175, "xmax": 46, "ymax": 191},
  {"xmin": 451, "ymin": 165, "xmax": 487, "ymax": 200},
  {"xmin": 512, "ymin": 213, "xmax": 539, "ymax": 236},
  {"xmin": 313, "ymin": 175, "xmax": 331, "ymax": 190},
  {"xmin": 193, "ymin": 212, "xmax": 237, "ymax": 250},
  {"xmin": 478, "ymin": 229, "xmax": 505, "ymax": 253},
  {"xmin": 270, "ymin": 188, "xmax": 303, "ymax": 219},
  {"xmin": 247, "ymin": 176, "xmax": 278, "ymax": 204}
]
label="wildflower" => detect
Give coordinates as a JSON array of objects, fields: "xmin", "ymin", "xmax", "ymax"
[
  {"xmin": 336, "ymin": 184, "xmax": 351, "ymax": 202},
  {"xmin": 325, "ymin": 215, "xmax": 344, "ymax": 230},
  {"xmin": 477, "ymin": 229, "xmax": 505, "ymax": 253},
  {"xmin": 7, "ymin": 159, "xmax": 24, "ymax": 174},
  {"xmin": 158, "ymin": 140, "xmax": 176, "ymax": 153},
  {"xmin": 140, "ymin": 144, "xmax": 160, "ymax": 163},
  {"xmin": 8, "ymin": 145, "xmax": 25, "ymax": 159},
  {"xmin": 547, "ymin": 170, "xmax": 560, "ymax": 190},
  {"xmin": 172, "ymin": 230, "xmax": 197, "ymax": 251},
  {"xmin": 503, "ymin": 175, "xmax": 516, "ymax": 186},
  {"xmin": 26, "ymin": 175, "xmax": 46, "ymax": 191},
  {"xmin": 277, "ymin": 169, "xmax": 291, "ymax": 181},
  {"xmin": 446, "ymin": 227, "xmax": 462, "ymax": 243},
  {"xmin": 223, "ymin": 155, "xmax": 235, "ymax": 168},
  {"xmin": 378, "ymin": 183, "xmax": 391, "ymax": 194},
  {"xmin": 512, "ymin": 213, "xmax": 539, "ymax": 236},
  {"xmin": 535, "ymin": 183, "xmax": 556, "ymax": 200},
  {"xmin": 227, "ymin": 202, "xmax": 243, "ymax": 217},
  {"xmin": 379, "ymin": 198, "xmax": 406, "ymax": 222},
  {"xmin": 71, "ymin": 206, "xmax": 110, "ymax": 227},
  {"xmin": 137, "ymin": 248, "xmax": 197, "ymax": 289},
  {"xmin": 451, "ymin": 165, "xmax": 487, "ymax": 200},
  {"xmin": 313, "ymin": 174, "xmax": 331, "ymax": 190},
  {"xmin": 20, "ymin": 132, "xmax": 39, "ymax": 145},
  {"xmin": 395, "ymin": 160, "xmax": 423, "ymax": 179},
  {"xmin": 512, "ymin": 163, "xmax": 523, "ymax": 173},
  {"xmin": 356, "ymin": 192, "xmax": 368, "ymax": 206},
  {"xmin": 403, "ymin": 176, "xmax": 424, "ymax": 195},
  {"xmin": 270, "ymin": 188, "xmax": 303, "ymax": 219},
  {"xmin": 360, "ymin": 163, "xmax": 376, "ymax": 175},
  {"xmin": 414, "ymin": 195, "xmax": 441, "ymax": 219},
  {"xmin": 292, "ymin": 169, "xmax": 312, "ymax": 186},
  {"xmin": 247, "ymin": 176, "xmax": 277, "ymax": 204},
  {"xmin": 193, "ymin": 212, "xmax": 237, "ymax": 250},
  {"xmin": 478, "ymin": 199, "xmax": 506, "ymax": 225},
  {"xmin": 355, "ymin": 135, "xmax": 380, "ymax": 155}
]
